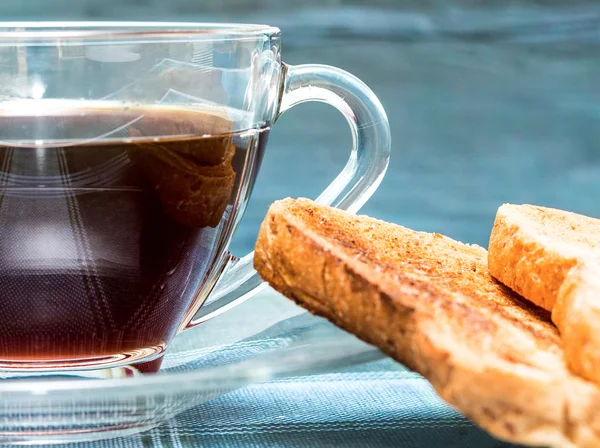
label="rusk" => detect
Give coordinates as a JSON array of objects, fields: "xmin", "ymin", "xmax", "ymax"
[
  {"xmin": 255, "ymin": 198, "xmax": 600, "ymax": 448},
  {"xmin": 489, "ymin": 204, "xmax": 600, "ymax": 385}
]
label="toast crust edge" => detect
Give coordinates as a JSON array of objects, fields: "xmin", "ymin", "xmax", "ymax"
[{"xmin": 488, "ymin": 204, "xmax": 578, "ymax": 312}]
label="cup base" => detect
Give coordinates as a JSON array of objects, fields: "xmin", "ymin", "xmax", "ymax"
[{"xmin": 0, "ymin": 345, "xmax": 166, "ymax": 378}]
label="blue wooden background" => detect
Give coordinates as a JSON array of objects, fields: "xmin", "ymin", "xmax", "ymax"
[{"xmin": 4, "ymin": 1, "xmax": 600, "ymax": 255}]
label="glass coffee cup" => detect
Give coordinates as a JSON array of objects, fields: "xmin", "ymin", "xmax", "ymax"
[{"xmin": 0, "ymin": 22, "xmax": 390, "ymax": 374}]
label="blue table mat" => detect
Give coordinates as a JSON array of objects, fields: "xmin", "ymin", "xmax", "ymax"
[
  {"xmin": 145, "ymin": 360, "xmax": 519, "ymax": 448},
  {"xmin": 41, "ymin": 358, "xmax": 518, "ymax": 448}
]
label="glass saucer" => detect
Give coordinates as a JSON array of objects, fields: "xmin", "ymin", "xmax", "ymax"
[{"xmin": 0, "ymin": 290, "xmax": 382, "ymax": 444}]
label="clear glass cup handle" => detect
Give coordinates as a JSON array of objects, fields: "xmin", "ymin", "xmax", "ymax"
[{"xmin": 186, "ymin": 62, "xmax": 391, "ymax": 326}]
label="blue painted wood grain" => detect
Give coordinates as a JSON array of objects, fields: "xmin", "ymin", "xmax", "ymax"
[{"xmin": 3, "ymin": 2, "xmax": 600, "ymax": 255}]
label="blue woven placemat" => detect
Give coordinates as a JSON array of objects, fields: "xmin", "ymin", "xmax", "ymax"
[{"xmin": 38, "ymin": 358, "xmax": 521, "ymax": 448}]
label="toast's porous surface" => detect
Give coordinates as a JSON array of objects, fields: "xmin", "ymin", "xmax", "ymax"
[
  {"xmin": 489, "ymin": 203, "xmax": 600, "ymax": 387},
  {"xmin": 255, "ymin": 198, "xmax": 600, "ymax": 448}
]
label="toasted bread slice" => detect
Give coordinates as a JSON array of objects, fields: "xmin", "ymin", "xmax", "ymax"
[
  {"xmin": 489, "ymin": 204, "xmax": 600, "ymax": 385},
  {"xmin": 254, "ymin": 198, "xmax": 600, "ymax": 448}
]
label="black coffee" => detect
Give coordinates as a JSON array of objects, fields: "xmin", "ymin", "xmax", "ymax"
[{"xmin": 0, "ymin": 103, "xmax": 269, "ymax": 368}]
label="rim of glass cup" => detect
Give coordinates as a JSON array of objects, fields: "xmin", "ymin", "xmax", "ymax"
[{"xmin": 0, "ymin": 21, "xmax": 281, "ymax": 42}]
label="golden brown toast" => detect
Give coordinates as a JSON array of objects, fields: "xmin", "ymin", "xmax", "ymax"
[
  {"xmin": 489, "ymin": 204, "xmax": 600, "ymax": 385},
  {"xmin": 254, "ymin": 198, "xmax": 600, "ymax": 448}
]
